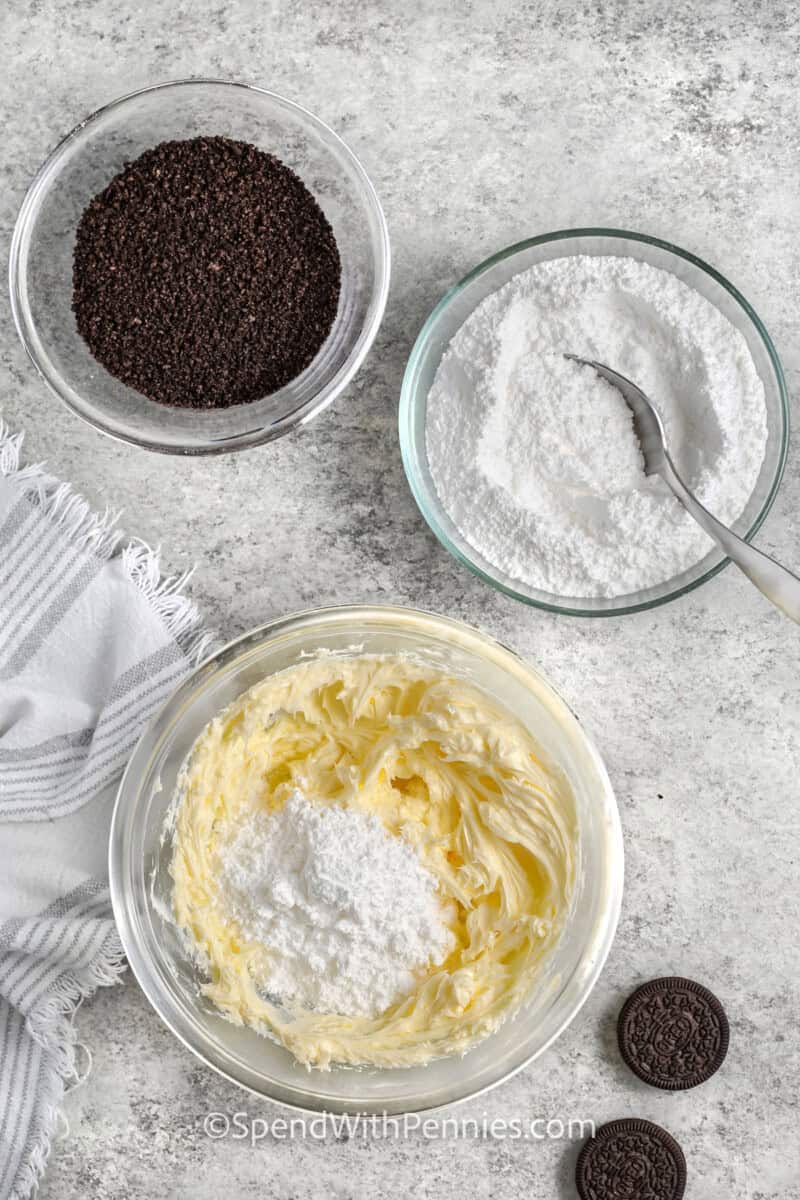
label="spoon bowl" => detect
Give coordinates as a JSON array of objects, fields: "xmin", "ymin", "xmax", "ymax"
[{"xmin": 571, "ymin": 355, "xmax": 800, "ymax": 623}]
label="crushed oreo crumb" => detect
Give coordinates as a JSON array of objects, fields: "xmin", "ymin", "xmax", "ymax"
[{"xmin": 72, "ymin": 136, "xmax": 341, "ymax": 409}]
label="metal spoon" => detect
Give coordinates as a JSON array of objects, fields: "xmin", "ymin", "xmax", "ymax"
[{"xmin": 568, "ymin": 355, "xmax": 800, "ymax": 622}]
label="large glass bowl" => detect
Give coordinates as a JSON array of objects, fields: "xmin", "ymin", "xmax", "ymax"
[
  {"xmin": 400, "ymin": 229, "xmax": 789, "ymax": 617},
  {"xmin": 9, "ymin": 79, "xmax": 390, "ymax": 454},
  {"xmin": 109, "ymin": 605, "xmax": 623, "ymax": 1114}
]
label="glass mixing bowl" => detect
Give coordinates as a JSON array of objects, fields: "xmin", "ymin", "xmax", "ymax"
[
  {"xmin": 400, "ymin": 229, "xmax": 789, "ymax": 617},
  {"xmin": 109, "ymin": 605, "xmax": 623, "ymax": 1114},
  {"xmin": 10, "ymin": 79, "xmax": 390, "ymax": 454}
]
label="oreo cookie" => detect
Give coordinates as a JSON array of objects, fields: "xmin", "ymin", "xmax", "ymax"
[
  {"xmin": 576, "ymin": 1118, "xmax": 686, "ymax": 1200},
  {"xmin": 618, "ymin": 976, "xmax": 729, "ymax": 1090}
]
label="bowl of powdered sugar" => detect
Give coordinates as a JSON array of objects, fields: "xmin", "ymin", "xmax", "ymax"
[{"xmin": 401, "ymin": 229, "xmax": 788, "ymax": 616}]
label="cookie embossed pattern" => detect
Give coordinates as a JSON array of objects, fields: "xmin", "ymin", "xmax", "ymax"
[
  {"xmin": 617, "ymin": 976, "xmax": 730, "ymax": 1091},
  {"xmin": 576, "ymin": 1119, "xmax": 687, "ymax": 1200}
]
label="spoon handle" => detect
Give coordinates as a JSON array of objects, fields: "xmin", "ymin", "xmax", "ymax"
[{"xmin": 661, "ymin": 458, "xmax": 800, "ymax": 623}]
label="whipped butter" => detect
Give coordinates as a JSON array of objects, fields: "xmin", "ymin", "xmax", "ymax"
[{"xmin": 170, "ymin": 653, "xmax": 576, "ymax": 1069}]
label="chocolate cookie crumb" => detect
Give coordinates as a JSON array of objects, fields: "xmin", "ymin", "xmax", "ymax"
[
  {"xmin": 618, "ymin": 976, "xmax": 729, "ymax": 1090},
  {"xmin": 72, "ymin": 136, "xmax": 341, "ymax": 409},
  {"xmin": 576, "ymin": 1118, "xmax": 687, "ymax": 1200}
]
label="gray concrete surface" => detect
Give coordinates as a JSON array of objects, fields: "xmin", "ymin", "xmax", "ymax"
[{"xmin": 2, "ymin": 1, "xmax": 799, "ymax": 1196}]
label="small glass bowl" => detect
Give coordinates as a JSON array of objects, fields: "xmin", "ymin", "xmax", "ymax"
[
  {"xmin": 400, "ymin": 229, "xmax": 789, "ymax": 617},
  {"xmin": 10, "ymin": 79, "xmax": 390, "ymax": 454},
  {"xmin": 109, "ymin": 605, "xmax": 623, "ymax": 1114}
]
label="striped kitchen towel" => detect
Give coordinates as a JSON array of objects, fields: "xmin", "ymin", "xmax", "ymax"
[{"xmin": 0, "ymin": 419, "xmax": 214, "ymax": 1200}]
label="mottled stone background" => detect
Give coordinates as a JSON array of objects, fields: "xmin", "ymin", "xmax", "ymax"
[{"xmin": 2, "ymin": 1, "xmax": 799, "ymax": 1196}]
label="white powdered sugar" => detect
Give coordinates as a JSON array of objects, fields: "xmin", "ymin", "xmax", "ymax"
[
  {"xmin": 426, "ymin": 255, "xmax": 768, "ymax": 598},
  {"xmin": 218, "ymin": 791, "xmax": 454, "ymax": 1018}
]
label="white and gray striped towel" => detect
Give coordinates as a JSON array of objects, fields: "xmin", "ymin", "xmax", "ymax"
[{"xmin": 0, "ymin": 420, "xmax": 214, "ymax": 1200}]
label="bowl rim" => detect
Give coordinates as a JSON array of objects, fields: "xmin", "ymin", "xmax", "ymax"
[
  {"xmin": 109, "ymin": 602, "xmax": 624, "ymax": 1114},
  {"xmin": 9, "ymin": 77, "xmax": 391, "ymax": 456},
  {"xmin": 399, "ymin": 226, "xmax": 790, "ymax": 617}
]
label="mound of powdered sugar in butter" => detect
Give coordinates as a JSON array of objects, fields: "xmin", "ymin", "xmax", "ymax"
[
  {"xmin": 218, "ymin": 791, "xmax": 455, "ymax": 1018},
  {"xmin": 425, "ymin": 255, "xmax": 768, "ymax": 597}
]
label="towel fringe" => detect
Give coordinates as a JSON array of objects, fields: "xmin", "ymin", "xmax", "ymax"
[
  {"xmin": 0, "ymin": 417, "xmax": 217, "ymax": 1196},
  {"xmin": 0, "ymin": 415, "xmax": 216, "ymax": 664},
  {"xmin": 11, "ymin": 932, "xmax": 127, "ymax": 1200},
  {"xmin": 0, "ymin": 417, "xmax": 123, "ymax": 563},
  {"xmin": 37, "ymin": 483, "xmax": 123, "ymax": 562},
  {"xmin": 0, "ymin": 417, "xmax": 25, "ymax": 475},
  {"xmin": 122, "ymin": 541, "xmax": 216, "ymax": 666}
]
